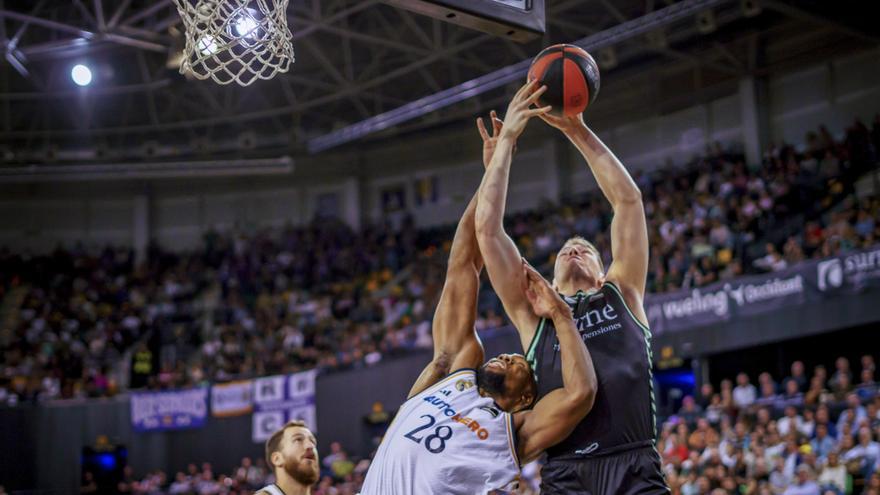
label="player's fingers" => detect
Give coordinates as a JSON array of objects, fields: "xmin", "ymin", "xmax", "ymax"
[
  {"xmin": 522, "ymin": 260, "xmax": 542, "ymax": 282},
  {"xmin": 524, "ymin": 85, "xmax": 547, "ymax": 106},
  {"xmin": 477, "ymin": 117, "xmax": 489, "ymax": 141},
  {"xmin": 527, "ymin": 105, "xmax": 553, "ymax": 117},
  {"xmin": 515, "ymin": 79, "xmax": 539, "ymax": 101},
  {"xmin": 490, "ymin": 110, "xmax": 502, "ymax": 135}
]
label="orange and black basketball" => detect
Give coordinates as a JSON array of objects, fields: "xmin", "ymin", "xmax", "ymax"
[{"xmin": 527, "ymin": 44, "xmax": 600, "ymax": 117}]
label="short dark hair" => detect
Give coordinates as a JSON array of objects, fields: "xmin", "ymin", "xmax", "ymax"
[{"xmin": 265, "ymin": 420, "xmax": 310, "ymax": 468}]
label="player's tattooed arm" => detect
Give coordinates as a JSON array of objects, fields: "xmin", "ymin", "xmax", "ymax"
[
  {"xmin": 475, "ymin": 80, "xmax": 550, "ymax": 350},
  {"xmin": 514, "ymin": 260, "xmax": 597, "ymax": 464}
]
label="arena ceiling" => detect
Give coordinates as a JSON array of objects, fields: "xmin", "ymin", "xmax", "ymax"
[{"xmin": 0, "ymin": 0, "xmax": 876, "ymax": 168}]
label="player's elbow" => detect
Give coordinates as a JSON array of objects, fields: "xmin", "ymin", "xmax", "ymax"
[
  {"xmin": 569, "ymin": 372, "xmax": 598, "ymax": 417},
  {"xmin": 474, "ymin": 216, "xmax": 500, "ymax": 243},
  {"xmin": 569, "ymin": 383, "xmax": 597, "ymax": 418},
  {"xmin": 446, "ymin": 252, "xmax": 480, "ymax": 277},
  {"xmin": 614, "ymin": 186, "xmax": 642, "ymax": 207}
]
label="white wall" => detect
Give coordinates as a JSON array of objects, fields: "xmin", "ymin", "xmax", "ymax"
[{"xmin": 770, "ymin": 50, "xmax": 880, "ymax": 146}]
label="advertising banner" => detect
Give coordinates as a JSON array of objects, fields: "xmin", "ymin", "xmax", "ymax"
[
  {"xmin": 211, "ymin": 380, "xmax": 254, "ymax": 418},
  {"xmin": 252, "ymin": 370, "xmax": 318, "ymax": 443},
  {"xmin": 646, "ymin": 245, "xmax": 880, "ymax": 334},
  {"xmin": 131, "ymin": 388, "xmax": 208, "ymax": 432}
]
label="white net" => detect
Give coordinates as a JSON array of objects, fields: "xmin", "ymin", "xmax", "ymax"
[{"xmin": 172, "ymin": 0, "xmax": 295, "ymax": 86}]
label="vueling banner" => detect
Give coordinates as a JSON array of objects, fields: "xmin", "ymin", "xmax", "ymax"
[
  {"xmin": 646, "ymin": 245, "xmax": 880, "ymax": 334},
  {"xmin": 211, "ymin": 380, "xmax": 254, "ymax": 418}
]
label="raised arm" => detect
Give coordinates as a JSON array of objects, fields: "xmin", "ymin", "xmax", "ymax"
[
  {"xmin": 541, "ymin": 114, "xmax": 649, "ymax": 324},
  {"xmin": 475, "ymin": 81, "xmax": 550, "ymax": 350},
  {"xmin": 407, "ymin": 113, "xmax": 508, "ymax": 398},
  {"xmin": 515, "ymin": 260, "xmax": 597, "ymax": 463}
]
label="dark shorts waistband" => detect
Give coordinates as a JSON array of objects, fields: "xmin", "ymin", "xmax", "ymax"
[{"xmin": 548, "ymin": 440, "xmax": 656, "ymax": 462}]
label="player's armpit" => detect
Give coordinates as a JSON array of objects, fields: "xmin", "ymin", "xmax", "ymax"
[{"xmin": 514, "ymin": 387, "xmax": 593, "ymax": 464}]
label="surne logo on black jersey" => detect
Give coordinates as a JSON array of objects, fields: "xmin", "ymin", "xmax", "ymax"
[
  {"xmin": 573, "ymin": 304, "xmax": 619, "ymax": 331},
  {"xmin": 553, "ymin": 303, "xmax": 623, "ymax": 350}
]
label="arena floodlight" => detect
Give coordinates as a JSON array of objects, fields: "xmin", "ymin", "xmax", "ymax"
[{"xmin": 71, "ymin": 64, "xmax": 92, "ymax": 86}]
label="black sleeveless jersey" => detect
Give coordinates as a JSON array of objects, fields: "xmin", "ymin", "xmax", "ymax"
[{"xmin": 525, "ymin": 281, "xmax": 657, "ymax": 460}]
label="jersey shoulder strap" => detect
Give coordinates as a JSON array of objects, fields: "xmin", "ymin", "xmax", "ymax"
[{"xmin": 257, "ymin": 484, "xmax": 285, "ymax": 495}]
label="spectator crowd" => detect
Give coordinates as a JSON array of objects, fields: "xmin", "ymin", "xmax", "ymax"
[
  {"xmin": 0, "ymin": 116, "xmax": 878, "ymax": 408},
  {"xmin": 80, "ymin": 353, "xmax": 879, "ymax": 494}
]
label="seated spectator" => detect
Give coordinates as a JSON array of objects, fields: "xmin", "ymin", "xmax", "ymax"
[
  {"xmin": 168, "ymin": 472, "xmax": 191, "ymax": 494},
  {"xmin": 787, "ymin": 361, "xmax": 809, "ymax": 393},
  {"xmin": 782, "ymin": 379, "xmax": 806, "ymax": 409},
  {"xmin": 689, "ymin": 418, "xmax": 720, "ymax": 451},
  {"xmin": 842, "ymin": 427, "xmax": 880, "ymax": 479},
  {"xmin": 805, "ymin": 375, "xmax": 830, "ymax": 407},
  {"xmin": 830, "ymin": 374, "xmax": 854, "ymax": 403},
  {"xmin": 80, "ymin": 472, "xmax": 98, "ymax": 494},
  {"xmin": 782, "ymin": 465, "xmax": 820, "ymax": 495},
  {"xmin": 829, "ymin": 357, "xmax": 852, "ymax": 392},
  {"xmin": 706, "ymin": 394, "xmax": 727, "ymax": 426},
  {"xmin": 858, "ymin": 368, "xmax": 878, "ymax": 402},
  {"xmin": 753, "ymin": 243, "xmax": 788, "ymax": 272},
  {"xmin": 779, "ymin": 405, "xmax": 807, "ymax": 438},
  {"xmin": 818, "ymin": 451, "xmax": 847, "ymax": 494},
  {"xmin": 330, "ymin": 451, "xmax": 355, "ymax": 481},
  {"xmin": 735, "ymin": 373, "xmax": 758, "ymax": 410},
  {"xmin": 812, "ymin": 423, "xmax": 837, "ymax": 461},
  {"xmin": 697, "ymin": 383, "xmax": 715, "ymax": 410},
  {"xmin": 756, "ymin": 380, "xmax": 782, "ymax": 410},
  {"xmin": 679, "ymin": 395, "xmax": 704, "ymax": 427},
  {"xmin": 322, "ymin": 441, "xmax": 345, "ymax": 471}
]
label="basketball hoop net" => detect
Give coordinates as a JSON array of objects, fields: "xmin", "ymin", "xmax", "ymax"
[{"xmin": 171, "ymin": 0, "xmax": 295, "ymax": 86}]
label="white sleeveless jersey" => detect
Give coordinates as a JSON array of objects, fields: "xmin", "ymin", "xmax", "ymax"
[
  {"xmin": 257, "ymin": 484, "xmax": 284, "ymax": 495},
  {"xmin": 360, "ymin": 369, "xmax": 520, "ymax": 495}
]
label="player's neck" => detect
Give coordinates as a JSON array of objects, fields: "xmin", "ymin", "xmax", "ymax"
[
  {"xmin": 274, "ymin": 472, "xmax": 312, "ymax": 495},
  {"xmin": 556, "ymin": 274, "xmax": 601, "ymax": 297}
]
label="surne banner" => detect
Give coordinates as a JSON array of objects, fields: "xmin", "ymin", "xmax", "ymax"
[
  {"xmin": 646, "ymin": 245, "xmax": 880, "ymax": 334},
  {"xmin": 252, "ymin": 370, "xmax": 318, "ymax": 443}
]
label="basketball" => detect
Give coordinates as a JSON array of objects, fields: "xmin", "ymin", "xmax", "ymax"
[{"xmin": 527, "ymin": 44, "xmax": 600, "ymax": 117}]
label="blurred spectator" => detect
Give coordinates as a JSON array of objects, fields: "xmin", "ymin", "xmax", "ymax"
[
  {"xmin": 679, "ymin": 396, "xmax": 703, "ymax": 427},
  {"xmin": 787, "ymin": 361, "xmax": 809, "ymax": 393},
  {"xmin": 783, "ymin": 465, "xmax": 820, "ymax": 495},
  {"xmin": 734, "ymin": 373, "xmax": 758, "ymax": 409}
]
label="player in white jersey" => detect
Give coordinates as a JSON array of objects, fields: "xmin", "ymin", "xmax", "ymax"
[
  {"xmin": 360, "ymin": 101, "xmax": 598, "ymax": 495},
  {"xmin": 257, "ymin": 420, "xmax": 319, "ymax": 495}
]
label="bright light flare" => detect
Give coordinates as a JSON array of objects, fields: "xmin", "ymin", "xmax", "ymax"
[{"xmin": 71, "ymin": 64, "xmax": 92, "ymax": 86}]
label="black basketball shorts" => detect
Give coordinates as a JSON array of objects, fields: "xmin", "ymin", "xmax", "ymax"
[{"xmin": 539, "ymin": 446, "xmax": 670, "ymax": 495}]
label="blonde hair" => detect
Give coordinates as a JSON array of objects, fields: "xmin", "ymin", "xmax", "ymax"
[{"xmin": 265, "ymin": 420, "xmax": 310, "ymax": 467}]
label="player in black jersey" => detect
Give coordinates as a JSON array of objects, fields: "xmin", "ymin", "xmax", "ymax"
[{"xmin": 475, "ymin": 80, "xmax": 669, "ymax": 494}]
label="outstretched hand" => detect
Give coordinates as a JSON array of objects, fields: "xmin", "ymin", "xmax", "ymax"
[
  {"xmin": 498, "ymin": 80, "xmax": 552, "ymax": 142},
  {"xmin": 522, "ymin": 258, "xmax": 569, "ymax": 320},
  {"xmin": 476, "ymin": 110, "xmax": 514, "ymax": 169},
  {"xmin": 539, "ymin": 111, "xmax": 586, "ymax": 136}
]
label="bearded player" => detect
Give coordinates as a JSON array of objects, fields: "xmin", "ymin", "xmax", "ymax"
[
  {"xmin": 360, "ymin": 88, "xmax": 597, "ymax": 495},
  {"xmin": 258, "ymin": 420, "xmax": 319, "ymax": 495},
  {"xmin": 475, "ymin": 79, "xmax": 669, "ymax": 494}
]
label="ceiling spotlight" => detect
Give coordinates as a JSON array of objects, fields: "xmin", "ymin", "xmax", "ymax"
[
  {"xmin": 233, "ymin": 14, "xmax": 258, "ymax": 38},
  {"xmin": 71, "ymin": 64, "xmax": 93, "ymax": 86},
  {"xmin": 197, "ymin": 35, "xmax": 219, "ymax": 56}
]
